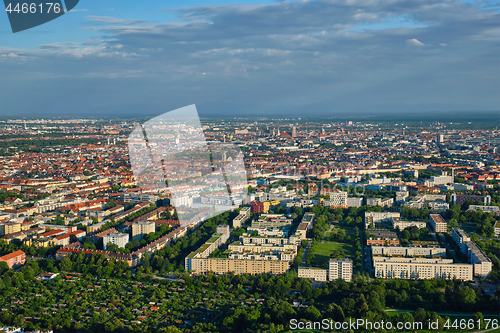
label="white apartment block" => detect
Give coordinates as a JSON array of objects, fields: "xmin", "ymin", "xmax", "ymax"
[
  {"xmin": 240, "ymin": 235, "xmax": 289, "ymax": 245},
  {"xmin": 451, "ymin": 228, "xmax": 471, "ymax": 254},
  {"xmin": 390, "ymin": 217, "xmax": 427, "ymax": 230},
  {"xmin": 495, "ymin": 221, "xmax": 500, "ymax": 237},
  {"xmin": 346, "ymin": 197, "xmax": 363, "ymax": 208},
  {"xmin": 103, "ymin": 232, "xmax": 129, "ymax": 250},
  {"xmin": 468, "ymin": 205, "xmax": 500, "ymax": 215},
  {"xmin": 366, "ymin": 197, "xmax": 394, "ymax": 208},
  {"xmin": 329, "ymin": 191, "xmax": 347, "ymax": 207},
  {"xmin": 298, "ymin": 267, "xmax": 328, "ymax": 282},
  {"xmin": 466, "ymin": 241, "xmax": 492, "ymax": 277},
  {"xmin": 365, "ymin": 212, "xmax": 400, "ymax": 228},
  {"xmin": 371, "ymin": 246, "xmax": 446, "ymax": 257},
  {"xmin": 329, "ymin": 258, "xmax": 353, "ymax": 282},
  {"xmin": 247, "ymin": 227, "xmax": 288, "ymax": 237},
  {"xmin": 396, "ymin": 191, "xmax": 409, "ymax": 202},
  {"xmin": 430, "ymin": 214, "xmax": 447, "ymax": 233},
  {"xmin": 374, "ymin": 257, "xmax": 473, "ymax": 281},
  {"xmin": 131, "ymin": 220, "xmax": 156, "ymax": 240}
]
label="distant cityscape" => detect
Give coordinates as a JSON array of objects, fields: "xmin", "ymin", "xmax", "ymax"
[{"xmin": 0, "ymin": 118, "xmax": 499, "ymax": 332}]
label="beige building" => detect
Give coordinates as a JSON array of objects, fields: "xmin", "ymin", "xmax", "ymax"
[
  {"xmin": 298, "ymin": 267, "xmax": 328, "ymax": 281},
  {"xmin": 374, "ymin": 257, "xmax": 473, "ymax": 281},
  {"xmin": 233, "ymin": 207, "xmax": 251, "ymax": 228},
  {"xmin": 132, "ymin": 220, "xmax": 156, "ymax": 240},
  {"xmin": 0, "ymin": 222, "xmax": 21, "ymax": 235},
  {"xmin": 251, "ymin": 214, "xmax": 292, "ymax": 229},
  {"xmin": 188, "ymin": 257, "xmax": 289, "ymax": 275},
  {"xmin": 430, "ymin": 214, "xmax": 447, "ymax": 233}
]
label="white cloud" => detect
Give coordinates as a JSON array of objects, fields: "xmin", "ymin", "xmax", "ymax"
[{"xmin": 406, "ymin": 38, "xmax": 425, "ymax": 46}]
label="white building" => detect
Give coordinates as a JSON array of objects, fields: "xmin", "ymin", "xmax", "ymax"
[
  {"xmin": 103, "ymin": 232, "xmax": 129, "ymax": 250},
  {"xmin": 329, "ymin": 258, "xmax": 352, "ymax": 282},
  {"xmin": 329, "ymin": 191, "xmax": 347, "ymax": 207},
  {"xmin": 391, "ymin": 217, "xmax": 427, "ymax": 230},
  {"xmin": 365, "ymin": 212, "xmax": 400, "ymax": 228},
  {"xmin": 451, "ymin": 228, "xmax": 471, "ymax": 254}
]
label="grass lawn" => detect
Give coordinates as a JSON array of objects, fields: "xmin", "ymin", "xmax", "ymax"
[{"xmin": 311, "ymin": 241, "xmax": 354, "ymax": 267}]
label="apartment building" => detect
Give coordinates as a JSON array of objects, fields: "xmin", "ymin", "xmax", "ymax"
[
  {"xmin": 466, "ymin": 241, "xmax": 492, "ymax": 277},
  {"xmin": 190, "ymin": 257, "xmax": 290, "ymax": 275},
  {"xmin": 373, "ymin": 257, "xmax": 473, "ymax": 281},
  {"xmin": 0, "ymin": 250, "xmax": 25, "ymax": 269},
  {"xmin": 131, "ymin": 220, "xmax": 156, "ymax": 240},
  {"xmin": 298, "ymin": 267, "xmax": 328, "ymax": 282},
  {"xmin": 329, "ymin": 258, "xmax": 353, "ymax": 282},
  {"xmin": 430, "ymin": 214, "xmax": 447, "ymax": 233},
  {"xmin": 391, "ymin": 217, "xmax": 427, "ymax": 230},
  {"xmin": 366, "ymin": 197, "xmax": 394, "ymax": 208},
  {"xmin": 468, "ymin": 205, "xmax": 500, "ymax": 215},
  {"xmin": 329, "ymin": 191, "xmax": 347, "ymax": 208},
  {"xmin": 294, "ymin": 213, "xmax": 315, "ymax": 239},
  {"xmin": 371, "ymin": 246, "xmax": 446, "ymax": 257},
  {"xmin": 495, "ymin": 221, "xmax": 500, "ymax": 237},
  {"xmin": 451, "ymin": 228, "xmax": 471, "ymax": 254},
  {"xmin": 186, "ymin": 224, "xmax": 293, "ymax": 275},
  {"xmin": 103, "ymin": 232, "xmax": 129, "ymax": 250},
  {"xmin": 233, "ymin": 207, "xmax": 250, "ymax": 228},
  {"xmin": 451, "ymin": 194, "xmax": 491, "ymax": 205},
  {"xmin": 251, "ymin": 214, "xmax": 292, "ymax": 229},
  {"xmin": 365, "ymin": 212, "xmax": 400, "ymax": 228}
]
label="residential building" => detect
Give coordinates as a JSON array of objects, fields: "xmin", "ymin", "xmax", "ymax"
[
  {"xmin": 0, "ymin": 250, "xmax": 25, "ymax": 269},
  {"xmin": 103, "ymin": 232, "xmax": 129, "ymax": 250},
  {"xmin": 329, "ymin": 191, "xmax": 347, "ymax": 208},
  {"xmin": 371, "ymin": 246, "xmax": 446, "ymax": 257},
  {"xmin": 430, "ymin": 214, "xmax": 447, "ymax": 233},
  {"xmin": 374, "ymin": 257, "xmax": 473, "ymax": 281},
  {"xmin": 390, "ymin": 217, "xmax": 427, "ymax": 230},
  {"xmin": 233, "ymin": 207, "xmax": 251, "ymax": 228},
  {"xmin": 365, "ymin": 212, "xmax": 400, "ymax": 228},
  {"xmin": 298, "ymin": 267, "xmax": 328, "ymax": 282},
  {"xmin": 451, "ymin": 228, "xmax": 471, "ymax": 254},
  {"xmin": 451, "ymin": 194, "xmax": 491, "ymax": 205},
  {"xmin": 131, "ymin": 221, "xmax": 156, "ymax": 240},
  {"xmin": 329, "ymin": 258, "xmax": 353, "ymax": 282}
]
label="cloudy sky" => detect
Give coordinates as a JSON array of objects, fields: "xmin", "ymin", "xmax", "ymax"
[{"xmin": 0, "ymin": 0, "xmax": 498, "ymax": 117}]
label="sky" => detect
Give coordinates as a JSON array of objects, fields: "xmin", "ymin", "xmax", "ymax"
[{"xmin": 0, "ymin": 0, "xmax": 499, "ymax": 118}]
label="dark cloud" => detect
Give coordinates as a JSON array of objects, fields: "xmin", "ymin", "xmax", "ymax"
[{"xmin": 0, "ymin": 0, "xmax": 498, "ymax": 117}]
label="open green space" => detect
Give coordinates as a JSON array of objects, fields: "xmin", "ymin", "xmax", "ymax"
[{"xmin": 311, "ymin": 241, "xmax": 354, "ymax": 267}]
